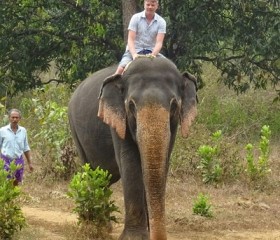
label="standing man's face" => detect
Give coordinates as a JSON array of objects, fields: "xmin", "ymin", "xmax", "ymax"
[
  {"xmin": 9, "ymin": 112, "xmax": 21, "ymax": 125},
  {"xmin": 144, "ymin": 1, "xmax": 158, "ymax": 14}
]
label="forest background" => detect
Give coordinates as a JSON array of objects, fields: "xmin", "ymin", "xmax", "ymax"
[
  {"xmin": 0, "ymin": 0, "xmax": 280, "ymax": 200},
  {"xmin": 0, "ymin": 0, "xmax": 279, "ymax": 97},
  {"xmin": 0, "ymin": 1, "xmax": 280, "ymax": 238},
  {"xmin": 0, "ymin": 0, "xmax": 279, "ymax": 193}
]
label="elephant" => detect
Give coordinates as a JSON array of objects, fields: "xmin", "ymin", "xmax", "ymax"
[{"xmin": 68, "ymin": 56, "xmax": 197, "ymax": 240}]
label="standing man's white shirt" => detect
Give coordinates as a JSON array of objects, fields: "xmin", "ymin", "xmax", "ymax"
[{"xmin": 0, "ymin": 124, "xmax": 30, "ymax": 159}]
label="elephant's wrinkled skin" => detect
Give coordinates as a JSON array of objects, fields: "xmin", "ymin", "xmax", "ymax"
[{"xmin": 68, "ymin": 57, "xmax": 197, "ymax": 240}]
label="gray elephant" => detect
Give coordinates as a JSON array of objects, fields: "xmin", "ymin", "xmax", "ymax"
[{"xmin": 68, "ymin": 57, "xmax": 197, "ymax": 240}]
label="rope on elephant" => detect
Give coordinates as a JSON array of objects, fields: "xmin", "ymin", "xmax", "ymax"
[{"xmin": 136, "ymin": 54, "xmax": 155, "ymax": 59}]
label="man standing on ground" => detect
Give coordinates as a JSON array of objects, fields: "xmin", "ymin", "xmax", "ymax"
[{"xmin": 0, "ymin": 109, "xmax": 34, "ymax": 185}]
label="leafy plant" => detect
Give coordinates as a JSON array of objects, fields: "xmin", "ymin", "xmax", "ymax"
[
  {"xmin": 0, "ymin": 96, "xmax": 8, "ymax": 127},
  {"xmin": 0, "ymin": 160, "xmax": 26, "ymax": 239},
  {"xmin": 67, "ymin": 164, "xmax": 119, "ymax": 226},
  {"xmin": 0, "ymin": 0, "xmax": 122, "ymax": 94},
  {"xmin": 20, "ymin": 86, "xmax": 76, "ymax": 179},
  {"xmin": 197, "ymin": 130, "xmax": 223, "ymax": 184},
  {"xmin": 1, "ymin": 0, "xmax": 279, "ymax": 101},
  {"xmin": 192, "ymin": 193, "xmax": 213, "ymax": 218},
  {"xmin": 245, "ymin": 125, "xmax": 272, "ymax": 181}
]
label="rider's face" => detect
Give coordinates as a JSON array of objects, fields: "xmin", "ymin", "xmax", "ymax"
[{"xmin": 144, "ymin": 1, "xmax": 158, "ymax": 14}]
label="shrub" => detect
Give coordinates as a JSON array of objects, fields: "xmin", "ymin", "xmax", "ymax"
[
  {"xmin": 0, "ymin": 96, "xmax": 8, "ymax": 126},
  {"xmin": 197, "ymin": 130, "xmax": 223, "ymax": 184},
  {"xmin": 67, "ymin": 164, "xmax": 119, "ymax": 227},
  {"xmin": 20, "ymin": 86, "xmax": 77, "ymax": 180},
  {"xmin": 245, "ymin": 125, "xmax": 272, "ymax": 181},
  {"xmin": 192, "ymin": 193, "xmax": 213, "ymax": 218},
  {"xmin": 0, "ymin": 160, "xmax": 26, "ymax": 239}
]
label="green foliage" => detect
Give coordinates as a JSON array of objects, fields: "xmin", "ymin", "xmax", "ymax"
[
  {"xmin": 197, "ymin": 130, "xmax": 223, "ymax": 184},
  {"xmin": 0, "ymin": 97, "xmax": 8, "ymax": 127},
  {"xmin": 197, "ymin": 64, "xmax": 280, "ymax": 142},
  {"xmin": 192, "ymin": 193, "xmax": 213, "ymax": 218},
  {"xmin": 170, "ymin": 64, "xmax": 278, "ymax": 185},
  {"xmin": 20, "ymin": 85, "xmax": 76, "ymax": 179},
  {"xmin": 170, "ymin": 129, "xmax": 204, "ymax": 175},
  {"xmin": 0, "ymin": 0, "xmax": 123, "ymax": 93},
  {"xmin": 0, "ymin": 160, "xmax": 26, "ymax": 239},
  {"xmin": 163, "ymin": 0, "xmax": 280, "ymax": 99},
  {"xmin": 0, "ymin": 0, "xmax": 279, "ymax": 99},
  {"xmin": 198, "ymin": 95, "xmax": 249, "ymax": 134},
  {"xmin": 264, "ymin": 108, "xmax": 280, "ymax": 140},
  {"xmin": 245, "ymin": 125, "xmax": 272, "ymax": 181},
  {"xmin": 68, "ymin": 164, "xmax": 119, "ymax": 226}
]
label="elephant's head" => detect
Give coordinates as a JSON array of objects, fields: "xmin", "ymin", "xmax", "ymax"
[{"xmin": 98, "ymin": 57, "xmax": 197, "ymax": 239}]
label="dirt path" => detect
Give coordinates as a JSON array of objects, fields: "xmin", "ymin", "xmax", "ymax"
[
  {"xmin": 22, "ymin": 204, "xmax": 280, "ymax": 240},
  {"xmin": 19, "ymin": 160, "xmax": 280, "ymax": 240},
  {"xmin": 22, "ymin": 206, "xmax": 77, "ymax": 224}
]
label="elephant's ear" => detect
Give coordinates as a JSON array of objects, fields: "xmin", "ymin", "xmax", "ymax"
[
  {"xmin": 180, "ymin": 71, "xmax": 198, "ymax": 138},
  {"xmin": 98, "ymin": 74, "xmax": 126, "ymax": 139}
]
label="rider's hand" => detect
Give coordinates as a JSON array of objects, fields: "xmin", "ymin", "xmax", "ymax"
[{"xmin": 132, "ymin": 53, "xmax": 139, "ymax": 60}]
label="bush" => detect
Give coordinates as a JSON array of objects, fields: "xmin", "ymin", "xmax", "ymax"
[
  {"xmin": 0, "ymin": 160, "xmax": 26, "ymax": 239},
  {"xmin": 245, "ymin": 125, "xmax": 272, "ymax": 181},
  {"xmin": 197, "ymin": 130, "xmax": 223, "ymax": 184},
  {"xmin": 20, "ymin": 86, "xmax": 77, "ymax": 180},
  {"xmin": 67, "ymin": 164, "xmax": 119, "ymax": 227},
  {"xmin": 192, "ymin": 193, "xmax": 213, "ymax": 218},
  {"xmin": 0, "ymin": 96, "xmax": 8, "ymax": 127}
]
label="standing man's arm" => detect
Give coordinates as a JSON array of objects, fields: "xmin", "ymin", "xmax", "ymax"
[
  {"xmin": 23, "ymin": 130, "xmax": 34, "ymax": 172},
  {"xmin": 24, "ymin": 150, "xmax": 34, "ymax": 172}
]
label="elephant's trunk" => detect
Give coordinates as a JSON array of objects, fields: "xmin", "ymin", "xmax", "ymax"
[{"xmin": 137, "ymin": 105, "xmax": 170, "ymax": 240}]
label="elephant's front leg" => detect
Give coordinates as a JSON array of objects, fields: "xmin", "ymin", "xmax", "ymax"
[{"xmin": 118, "ymin": 145, "xmax": 149, "ymax": 240}]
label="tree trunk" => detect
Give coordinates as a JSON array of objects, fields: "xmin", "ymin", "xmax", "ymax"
[{"xmin": 121, "ymin": 0, "xmax": 137, "ymax": 43}]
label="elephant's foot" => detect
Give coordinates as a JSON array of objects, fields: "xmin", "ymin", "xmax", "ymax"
[{"xmin": 118, "ymin": 229, "xmax": 149, "ymax": 240}]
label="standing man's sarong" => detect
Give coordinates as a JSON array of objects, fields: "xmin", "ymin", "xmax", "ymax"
[{"xmin": 1, "ymin": 154, "xmax": 24, "ymax": 182}]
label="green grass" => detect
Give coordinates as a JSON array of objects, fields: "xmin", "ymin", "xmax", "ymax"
[{"xmin": 171, "ymin": 63, "xmax": 280, "ymax": 182}]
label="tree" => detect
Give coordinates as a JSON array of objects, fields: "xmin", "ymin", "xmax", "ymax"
[
  {"xmin": 122, "ymin": 0, "xmax": 137, "ymax": 42},
  {"xmin": 161, "ymin": 0, "xmax": 279, "ymax": 99},
  {"xmin": 0, "ymin": 0, "xmax": 123, "ymax": 93},
  {"xmin": 0, "ymin": 0, "xmax": 279, "ymax": 99}
]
